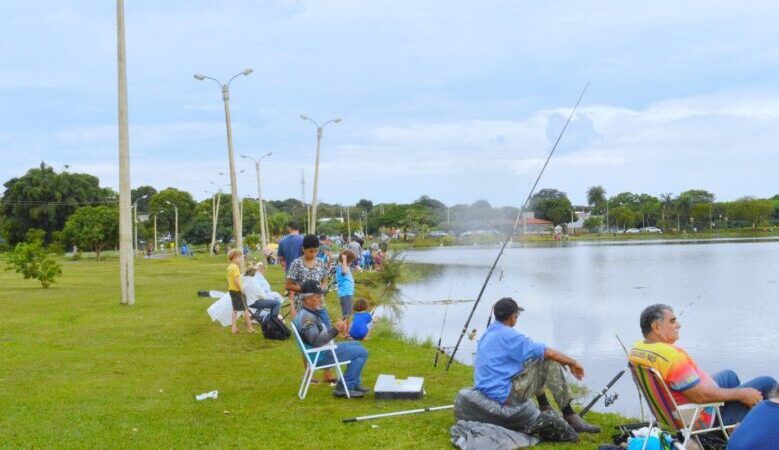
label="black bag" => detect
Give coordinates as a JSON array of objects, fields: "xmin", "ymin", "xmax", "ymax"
[{"xmin": 261, "ymin": 315, "xmax": 291, "ymax": 340}]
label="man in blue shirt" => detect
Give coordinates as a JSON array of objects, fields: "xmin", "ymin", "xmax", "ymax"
[
  {"xmin": 277, "ymin": 221, "xmax": 304, "ymax": 272},
  {"xmin": 727, "ymin": 386, "xmax": 779, "ymax": 449},
  {"xmin": 474, "ymin": 297, "xmax": 600, "ymax": 435}
]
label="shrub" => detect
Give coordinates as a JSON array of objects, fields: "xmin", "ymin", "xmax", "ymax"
[
  {"xmin": 6, "ymin": 241, "xmax": 62, "ymax": 288},
  {"xmin": 376, "ymin": 250, "xmax": 405, "ymax": 286}
]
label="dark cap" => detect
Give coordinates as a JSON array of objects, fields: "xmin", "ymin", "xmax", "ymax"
[
  {"xmin": 300, "ymin": 280, "xmax": 324, "ymax": 296},
  {"xmin": 493, "ymin": 297, "xmax": 524, "ymax": 322}
]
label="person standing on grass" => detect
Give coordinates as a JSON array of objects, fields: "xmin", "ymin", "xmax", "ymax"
[
  {"xmin": 227, "ymin": 249, "xmax": 255, "ymax": 334},
  {"xmin": 286, "ymin": 234, "xmax": 331, "ymax": 322},
  {"xmin": 336, "ymin": 250, "xmax": 356, "ymax": 328},
  {"xmin": 277, "ymin": 221, "xmax": 303, "ymax": 273}
]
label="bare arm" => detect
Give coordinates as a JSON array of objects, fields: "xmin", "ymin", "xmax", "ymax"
[
  {"xmin": 544, "ymin": 347, "xmax": 584, "ymax": 380},
  {"xmin": 683, "ymin": 383, "xmax": 761, "ymax": 406}
]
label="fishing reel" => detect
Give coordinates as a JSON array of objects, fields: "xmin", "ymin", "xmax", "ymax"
[{"xmin": 604, "ymin": 392, "xmax": 618, "ymax": 408}]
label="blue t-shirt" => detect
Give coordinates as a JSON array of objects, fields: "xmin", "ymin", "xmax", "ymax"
[
  {"xmin": 727, "ymin": 400, "xmax": 779, "ymax": 450},
  {"xmin": 335, "ymin": 266, "xmax": 354, "ymax": 298},
  {"xmin": 474, "ymin": 322, "xmax": 546, "ymax": 404},
  {"xmin": 362, "ymin": 250, "xmax": 373, "ymax": 266},
  {"xmin": 277, "ymin": 234, "xmax": 303, "ymax": 272},
  {"xmin": 349, "ymin": 312, "xmax": 372, "ymax": 340}
]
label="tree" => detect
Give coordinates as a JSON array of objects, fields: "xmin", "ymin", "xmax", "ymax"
[
  {"xmin": 6, "ymin": 242, "xmax": 62, "ymax": 288},
  {"xmin": 611, "ymin": 205, "xmax": 636, "ymax": 230},
  {"xmin": 148, "ymin": 188, "xmax": 197, "ymax": 236},
  {"xmin": 1, "ymin": 162, "xmax": 112, "ymax": 244},
  {"xmin": 131, "ymin": 185, "xmax": 157, "ymax": 214},
  {"xmin": 660, "ymin": 193, "xmax": 674, "ymax": 226},
  {"xmin": 356, "ymin": 199, "xmax": 373, "ymax": 211},
  {"xmin": 583, "ymin": 216, "xmax": 603, "ymax": 231},
  {"xmin": 728, "ymin": 198, "xmax": 773, "ymax": 229},
  {"xmin": 586, "ymin": 186, "xmax": 606, "ymax": 213},
  {"xmin": 531, "ymin": 189, "xmax": 574, "ymax": 225},
  {"xmin": 62, "ymin": 206, "xmax": 119, "ymax": 261}
]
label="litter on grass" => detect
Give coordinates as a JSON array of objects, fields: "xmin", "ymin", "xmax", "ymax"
[{"xmin": 195, "ymin": 390, "xmax": 218, "ymax": 401}]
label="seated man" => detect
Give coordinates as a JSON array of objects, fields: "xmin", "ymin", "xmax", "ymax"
[
  {"xmin": 474, "ymin": 297, "xmax": 600, "ymax": 440},
  {"xmin": 241, "ymin": 268, "xmax": 281, "ymax": 319},
  {"xmin": 728, "ymin": 385, "xmax": 779, "ymax": 449},
  {"xmin": 293, "ymin": 280, "xmax": 369, "ymax": 399},
  {"xmin": 252, "ymin": 262, "xmax": 284, "ymax": 303},
  {"xmin": 629, "ymin": 304, "xmax": 776, "ymax": 428}
]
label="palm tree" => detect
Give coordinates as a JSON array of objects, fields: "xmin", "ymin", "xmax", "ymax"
[
  {"xmin": 660, "ymin": 193, "xmax": 673, "ymax": 227},
  {"xmin": 586, "ymin": 186, "xmax": 606, "ymax": 212}
]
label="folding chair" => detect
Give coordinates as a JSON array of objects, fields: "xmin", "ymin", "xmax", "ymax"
[
  {"xmin": 291, "ymin": 322, "xmax": 351, "ymax": 400},
  {"xmin": 628, "ymin": 362, "xmax": 736, "ymax": 449}
]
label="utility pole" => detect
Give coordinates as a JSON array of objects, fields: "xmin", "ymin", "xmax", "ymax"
[
  {"xmin": 300, "ymin": 114, "xmax": 341, "ymax": 234},
  {"xmin": 153, "ymin": 213, "xmax": 158, "ymax": 252},
  {"xmin": 300, "ymin": 169, "xmax": 307, "ymax": 233},
  {"xmin": 117, "ymin": 0, "xmax": 134, "ymax": 305}
]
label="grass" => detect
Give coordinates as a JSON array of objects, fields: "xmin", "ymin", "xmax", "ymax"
[{"xmin": 1, "ymin": 254, "xmax": 628, "ymax": 449}]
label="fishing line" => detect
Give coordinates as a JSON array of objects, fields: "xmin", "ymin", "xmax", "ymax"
[{"xmin": 446, "ymin": 83, "xmax": 590, "ymax": 371}]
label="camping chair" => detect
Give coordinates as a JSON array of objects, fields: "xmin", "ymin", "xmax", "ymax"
[
  {"xmin": 291, "ymin": 322, "xmax": 351, "ymax": 400},
  {"xmin": 628, "ymin": 362, "xmax": 736, "ymax": 449}
]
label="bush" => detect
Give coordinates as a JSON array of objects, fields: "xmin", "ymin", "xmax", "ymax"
[
  {"xmin": 6, "ymin": 241, "xmax": 62, "ymax": 288},
  {"xmin": 376, "ymin": 250, "xmax": 405, "ymax": 286}
]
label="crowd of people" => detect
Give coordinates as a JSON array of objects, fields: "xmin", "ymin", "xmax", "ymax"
[
  {"xmin": 219, "ymin": 222, "xmax": 779, "ymax": 446},
  {"xmin": 223, "ymin": 221, "xmax": 376, "ymax": 398}
]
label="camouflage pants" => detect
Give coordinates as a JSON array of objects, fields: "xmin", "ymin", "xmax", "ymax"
[
  {"xmin": 508, "ymin": 359, "xmax": 578, "ymax": 442},
  {"xmin": 507, "ymin": 358, "xmax": 574, "ymax": 409}
]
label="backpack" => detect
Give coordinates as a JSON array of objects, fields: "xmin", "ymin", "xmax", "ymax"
[{"xmin": 261, "ymin": 315, "xmax": 291, "ymax": 340}]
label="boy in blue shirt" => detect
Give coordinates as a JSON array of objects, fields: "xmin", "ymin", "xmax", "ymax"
[
  {"xmin": 336, "ymin": 250, "xmax": 356, "ymax": 328},
  {"xmin": 349, "ymin": 298, "xmax": 373, "ymax": 340}
]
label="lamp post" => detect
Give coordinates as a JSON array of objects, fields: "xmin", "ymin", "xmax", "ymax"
[
  {"xmin": 241, "ymin": 152, "xmax": 272, "ymax": 252},
  {"xmin": 117, "ymin": 0, "xmax": 134, "ymax": 305},
  {"xmin": 153, "ymin": 212, "xmax": 158, "ymax": 252},
  {"xmin": 209, "ymin": 181, "xmax": 229, "ymax": 256},
  {"xmin": 165, "ymin": 201, "xmax": 178, "ymax": 256},
  {"xmin": 194, "ymin": 68, "xmax": 253, "ymax": 259},
  {"xmin": 300, "ymin": 114, "xmax": 341, "ymax": 234},
  {"xmin": 133, "ymin": 194, "xmax": 148, "ymax": 255}
]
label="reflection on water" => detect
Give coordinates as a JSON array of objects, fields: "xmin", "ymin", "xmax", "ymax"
[{"xmin": 381, "ymin": 241, "xmax": 779, "ymax": 417}]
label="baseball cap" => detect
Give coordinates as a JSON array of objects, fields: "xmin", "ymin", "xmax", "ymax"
[{"xmin": 300, "ymin": 280, "xmax": 324, "ymax": 296}]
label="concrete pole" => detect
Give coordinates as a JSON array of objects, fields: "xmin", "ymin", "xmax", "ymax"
[
  {"xmin": 153, "ymin": 213, "xmax": 158, "ymax": 252},
  {"xmin": 310, "ymin": 126, "xmax": 322, "ymax": 233},
  {"xmin": 347, "ymin": 207, "xmax": 351, "ymax": 238},
  {"xmin": 262, "ymin": 200, "xmax": 270, "ymax": 244},
  {"xmin": 211, "ymin": 191, "xmax": 221, "ymax": 255},
  {"xmin": 133, "ymin": 204, "xmax": 138, "ymax": 255},
  {"xmin": 253, "ymin": 159, "xmax": 269, "ymax": 251},
  {"xmin": 173, "ymin": 206, "xmax": 178, "ymax": 256},
  {"xmin": 221, "ymin": 85, "xmax": 243, "ymax": 259},
  {"xmin": 117, "ymin": 0, "xmax": 134, "ymax": 305}
]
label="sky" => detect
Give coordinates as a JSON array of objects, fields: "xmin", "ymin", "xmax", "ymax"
[{"xmin": 2, "ymin": 1, "xmax": 779, "ymax": 207}]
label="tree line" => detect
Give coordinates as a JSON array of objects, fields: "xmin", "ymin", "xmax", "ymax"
[{"xmin": 2, "ymin": 163, "xmax": 779, "ymax": 256}]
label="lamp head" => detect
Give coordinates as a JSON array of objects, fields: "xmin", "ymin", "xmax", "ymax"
[
  {"xmin": 300, "ymin": 114, "xmax": 309, "ymax": 121},
  {"xmin": 334, "ymin": 118, "xmax": 342, "ymax": 123},
  {"xmin": 193, "ymin": 74, "xmax": 206, "ymax": 81},
  {"xmin": 266, "ymin": 152, "xmax": 273, "ymax": 157},
  {"xmin": 240, "ymin": 154, "xmax": 248, "ymax": 159},
  {"xmin": 242, "ymin": 68, "xmax": 254, "ymax": 76}
]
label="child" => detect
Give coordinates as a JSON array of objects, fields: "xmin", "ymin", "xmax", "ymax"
[
  {"xmin": 336, "ymin": 250, "xmax": 356, "ymax": 324},
  {"xmin": 349, "ymin": 298, "xmax": 373, "ymax": 340},
  {"xmin": 226, "ymin": 249, "xmax": 255, "ymax": 334}
]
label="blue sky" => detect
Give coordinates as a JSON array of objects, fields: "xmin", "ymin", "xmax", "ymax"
[{"xmin": 2, "ymin": 1, "xmax": 779, "ymax": 206}]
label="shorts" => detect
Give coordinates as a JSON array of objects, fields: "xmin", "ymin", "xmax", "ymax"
[
  {"xmin": 340, "ymin": 295, "xmax": 354, "ymax": 316},
  {"xmin": 229, "ymin": 290, "xmax": 246, "ymax": 311}
]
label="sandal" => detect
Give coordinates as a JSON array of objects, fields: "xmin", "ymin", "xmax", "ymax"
[{"xmin": 231, "ymin": 329, "xmax": 239, "ymax": 334}]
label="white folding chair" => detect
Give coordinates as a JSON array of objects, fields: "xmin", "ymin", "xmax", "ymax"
[{"xmin": 291, "ymin": 322, "xmax": 351, "ymax": 399}]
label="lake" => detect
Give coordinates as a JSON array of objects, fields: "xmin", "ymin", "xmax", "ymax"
[{"xmin": 383, "ymin": 239, "xmax": 779, "ymax": 417}]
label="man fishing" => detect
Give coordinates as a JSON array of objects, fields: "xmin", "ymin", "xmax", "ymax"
[{"xmin": 474, "ymin": 297, "xmax": 600, "ymax": 439}]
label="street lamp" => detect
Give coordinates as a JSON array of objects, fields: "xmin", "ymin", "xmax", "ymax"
[
  {"xmin": 165, "ymin": 200, "xmax": 179, "ymax": 256},
  {"xmin": 300, "ymin": 114, "xmax": 341, "ymax": 234},
  {"xmin": 194, "ymin": 68, "xmax": 253, "ymax": 260},
  {"xmin": 209, "ymin": 180, "xmax": 230, "ymax": 256},
  {"xmin": 241, "ymin": 152, "xmax": 272, "ymax": 252},
  {"xmin": 132, "ymin": 194, "xmax": 148, "ymax": 255}
]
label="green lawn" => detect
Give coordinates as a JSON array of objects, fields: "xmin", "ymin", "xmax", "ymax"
[{"xmin": 1, "ymin": 254, "xmax": 627, "ymax": 449}]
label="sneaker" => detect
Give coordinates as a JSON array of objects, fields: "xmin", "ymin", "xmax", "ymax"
[
  {"xmin": 333, "ymin": 387, "xmax": 365, "ymax": 398},
  {"xmin": 353, "ymin": 385, "xmax": 371, "ymax": 393},
  {"xmin": 563, "ymin": 414, "xmax": 601, "ymax": 434}
]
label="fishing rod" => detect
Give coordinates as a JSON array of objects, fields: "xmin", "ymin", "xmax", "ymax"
[
  {"xmin": 445, "ymin": 82, "xmax": 590, "ymax": 371},
  {"xmin": 579, "ymin": 369, "xmax": 625, "ymax": 417},
  {"xmin": 616, "ymin": 334, "xmax": 645, "ymax": 421},
  {"xmin": 433, "ymin": 279, "xmax": 454, "ymax": 367},
  {"xmin": 342, "ymin": 405, "xmax": 454, "ymax": 423}
]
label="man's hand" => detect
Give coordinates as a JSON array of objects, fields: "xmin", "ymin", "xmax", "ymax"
[
  {"xmin": 335, "ymin": 319, "xmax": 348, "ymax": 334},
  {"xmin": 739, "ymin": 387, "xmax": 762, "ymax": 407},
  {"xmin": 568, "ymin": 361, "xmax": 585, "ymax": 380}
]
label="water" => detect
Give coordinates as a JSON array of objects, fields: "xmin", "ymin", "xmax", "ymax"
[{"xmin": 384, "ymin": 239, "xmax": 779, "ymax": 417}]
